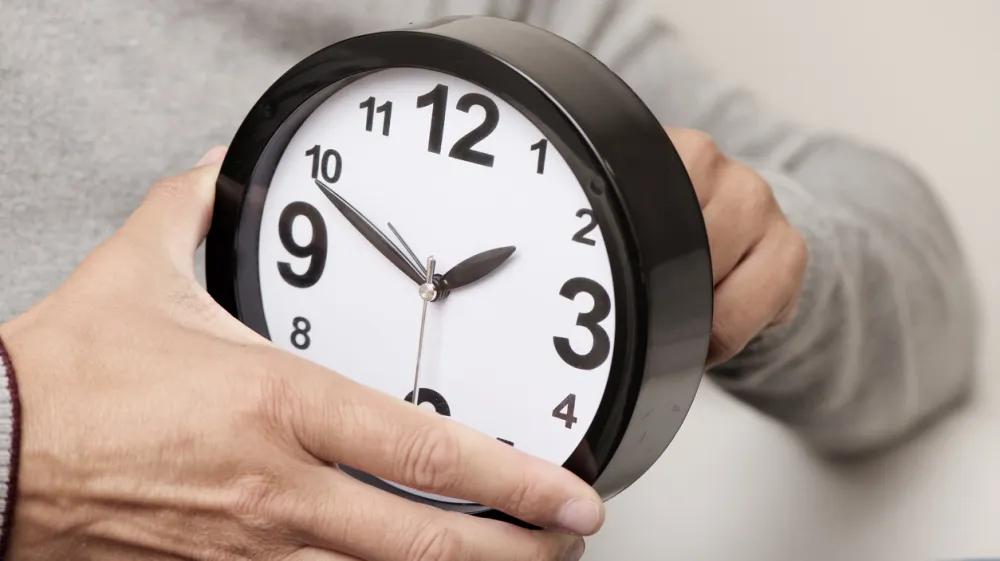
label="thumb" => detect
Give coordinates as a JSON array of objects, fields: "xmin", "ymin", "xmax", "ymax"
[{"xmin": 122, "ymin": 146, "xmax": 228, "ymax": 275}]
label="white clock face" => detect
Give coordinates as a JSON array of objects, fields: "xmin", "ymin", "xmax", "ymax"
[{"xmin": 257, "ymin": 67, "xmax": 617, "ymax": 503}]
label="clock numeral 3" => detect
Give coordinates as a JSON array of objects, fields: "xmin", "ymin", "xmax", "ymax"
[
  {"xmin": 360, "ymin": 96, "xmax": 393, "ymax": 136},
  {"xmin": 417, "ymin": 84, "xmax": 498, "ymax": 168},
  {"xmin": 290, "ymin": 316, "xmax": 312, "ymax": 350},
  {"xmin": 305, "ymin": 144, "xmax": 343, "ymax": 183},
  {"xmin": 403, "ymin": 388, "xmax": 451, "ymax": 416},
  {"xmin": 554, "ymin": 277, "xmax": 612, "ymax": 370},
  {"xmin": 277, "ymin": 201, "xmax": 328, "ymax": 288},
  {"xmin": 572, "ymin": 209, "xmax": 598, "ymax": 246},
  {"xmin": 552, "ymin": 394, "xmax": 579, "ymax": 429}
]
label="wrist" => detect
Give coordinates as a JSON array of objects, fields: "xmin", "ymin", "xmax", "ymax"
[{"xmin": 0, "ymin": 324, "xmax": 23, "ymax": 558}]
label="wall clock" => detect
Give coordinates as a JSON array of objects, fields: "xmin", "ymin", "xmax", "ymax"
[{"xmin": 207, "ymin": 15, "xmax": 713, "ymax": 527}]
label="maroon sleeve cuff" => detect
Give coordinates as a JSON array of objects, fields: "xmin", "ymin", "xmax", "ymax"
[{"xmin": 0, "ymin": 334, "xmax": 23, "ymax": 557}]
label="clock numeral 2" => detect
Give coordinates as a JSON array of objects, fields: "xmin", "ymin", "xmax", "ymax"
[
  {"xmin": 572, "ymin": 209, "xmax": 598, "ymax": 246},
  {"xmin": 360, "ymin": 96, "xmax": 393, "ymax": 136},
  {"xmin": 554, "ymin": 277, "xmax": 612, "ymax": 371},
  {"xmin": 291, "ymin": 316, "xmax": 312, "ymax": 350},
  {"xmin": 552, "ymin": 394, "xmax": 579, "ymax": 429},
  {"xmin": 305, "ymin": 144, "xmax": 343, "ymax": 183},
  {"xmin": 417, "ymin": 84, "xmax": 498, "ymax": 168},
  {"xmin": 277, "ymin": 201, "xmax": 328, "ymax": 288}
]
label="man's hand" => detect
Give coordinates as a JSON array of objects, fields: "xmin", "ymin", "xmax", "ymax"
[
  {"xmin": 0, "ymin": 148, "xmax": 599, "ymax": 561},
  {"xmin": 668, "ymin": 129, "xmax": 809, "ymax": 368}
]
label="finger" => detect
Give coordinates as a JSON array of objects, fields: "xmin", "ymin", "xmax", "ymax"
[
  {"xmin": 274, "ymin": 356, "xmax": 605, "ymax": 536},
  {"xmin": 664, "ymin": 127, "xmax": 723, "ymax": 207},
  {"xmin": 285, "ymin": 547, "xmax": 362, "ymax": 561},
  {"xmin": 701, "ymin": 164, "xmax": 777, "ymax": 285},
  {"xmin": 706, "ymin": 222, "xmax": 808, "ymax": 367},
  {"xmin": 284, "ymin": 466, "xmax": 584, "ymax": 561},
  {"xmin": 121, "ymin": 146, "xmax": 228, "ymax": 274}
]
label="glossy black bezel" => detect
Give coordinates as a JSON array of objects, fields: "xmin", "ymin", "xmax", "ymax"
[{"xmin": 206, "ymin": 16, "xmax": 712, "ymax": 526}]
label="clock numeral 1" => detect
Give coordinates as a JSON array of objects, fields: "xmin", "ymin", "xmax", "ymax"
[
  {"xmin": 305, "ymin": 144, "xmax": 343, "ymax": 183},
  {"xmin": 552, "ymin": 394, "xmax": 579, "ymax": 429},
  {"xmin": 403, "ymin": 388, "xmax": 451, "ymax": 417},
  {"xmin": 572, "ymin": 209, "xmax": 598, "ymax": 246},
  {"xmin": 360, "ymin": 96, "xmax": 393, "ymax": 136},
  {"xmin": 416, "ymin": 83, "xmax": 498, "ymax": 168},
  {"xmin": 291, "ymin": 316, "xmax": 312, "ymax": 350},
  {"xmin": 530, "ymin": 138, "xmax": 548, "ymax": 174},
  {"xmin": 277, "ymin": 201, "xmax": 328, "ymax": 288},
  {"xmin": 554, "ymin": 277, "xmax": 612, "ymax": 370}
]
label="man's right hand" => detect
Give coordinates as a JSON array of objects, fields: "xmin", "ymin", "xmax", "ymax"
[{"xmin": 0, "ymin": 147, "xmax": 600, "ymax": 561}]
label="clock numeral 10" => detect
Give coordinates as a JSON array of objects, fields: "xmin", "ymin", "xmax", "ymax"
[
  {"xmin": 552, "ymin": 394, "xmax": 579, "ymax": 429},
  {"xmin": 360, "ymin": 96, "xmax": 393, "ymax": 136},
  {"xmin": 305, "ymin": 144, "xmax": 343, "ymax": 184}
]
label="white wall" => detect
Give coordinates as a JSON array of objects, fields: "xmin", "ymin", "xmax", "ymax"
[{"xmin": 584, "ymin": 1, "xmax": 1000, "ymax": 560}]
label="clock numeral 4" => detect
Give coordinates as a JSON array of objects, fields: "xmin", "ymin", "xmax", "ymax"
[
  {"xmin": 554, "ymin": 277, "xmax": 612, "ymax": 370},
  {"xmin": 277, "ymin": 201, "xmax": 328, "ymax": 288},
  {"xmin": 552, "ymin": 394, "xmax": 579, "ymax": 429},
  {"xmin": 572, "ymin": 209, "xmax": 598, "ymax": 246},
  {"xmin": 305, "ymin": 144, "xmax": 343, "ymax": 183},
  {"xmin": 360, "ymin": 96, "xmax": 393, "ymax": 136},
  {"xmin": 290, "ymin": 316, "xmax": 312, "ymax": 350},
  {"xmin": 417, "ymin": 84, "xmax": 498, "ymax": 168}
]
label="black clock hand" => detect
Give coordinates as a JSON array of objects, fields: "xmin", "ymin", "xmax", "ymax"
[
  {"xmin": 314, "ymin": 180, "xmax": 424, "ymax": 285},
  {"xmin": 438, "ymin": 246, "xmax": 516, "ymax": 293}
]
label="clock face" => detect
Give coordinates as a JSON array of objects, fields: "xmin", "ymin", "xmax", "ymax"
[{"xmin": 256, "ymin": 67, "xmax": 617, "ymax": 503}]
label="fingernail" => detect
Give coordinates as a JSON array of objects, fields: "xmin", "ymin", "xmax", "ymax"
[
  {"xmin": 564, "ymin": 539, "xmax": 586, "ymax": 561},
  {"xmin": 557, "ymin": 499, "xmax": 602, "ymax": 535},
  {"xmin": 196, "ymin": 146, "xmax": 228, "ymax": 167}
]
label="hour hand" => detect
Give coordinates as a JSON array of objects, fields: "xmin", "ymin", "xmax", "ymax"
[
  {"xmin": 439, "ymin": 246, "xmax": 516, "ymax": 293},
  {"xmin": 314, "ymin": 180, "xmax": 424, "ymax": 285}
]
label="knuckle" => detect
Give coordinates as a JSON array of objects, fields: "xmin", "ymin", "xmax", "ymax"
[
  {"xmin": 149, "ymin": 174, "xmax": 196, "ymax": 204},
  {"xmin": 501, "ymin": 471, "xmax": 540, "ymax": 517},
  {"xmin": 674, "ymin": 129, "xmax": 723, "ymax": 168},
  {"xmin": 396, "ymin": 424, "xmax": 463, "ymax": 493},
  {"xmin": 230, "ymin": 468, "xmax": 286, "ymax": 535},
  {"xmin": 408, "ymin": 522, "xmax": 463, "ymax": 561},
  {"xmin": 710, "ymin": 312, "xmax": 747, "ymax": 364}
]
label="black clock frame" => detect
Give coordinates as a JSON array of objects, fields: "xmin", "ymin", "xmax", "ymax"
[{"xmin": 206, "ymin": 15, "xmax": 713, "ymax": 527}]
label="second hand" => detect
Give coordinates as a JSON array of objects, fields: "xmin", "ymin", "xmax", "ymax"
[{"xmin": 411, "ymin": 255, "xmax": 437, "ymax": 406}]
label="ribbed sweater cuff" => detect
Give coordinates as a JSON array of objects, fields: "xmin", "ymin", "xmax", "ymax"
[{"xmin": 0, "ymin": 335, "xmax": 21, "ymax": 557}]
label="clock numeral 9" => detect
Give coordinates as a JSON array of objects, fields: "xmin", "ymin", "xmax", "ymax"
[
  {"xmin": 554, "ymin": 277, "xmax": 612, "ymax": 371},
  {"xmin": 277, "ymin": 201, "xmax": 328, "ymax": 288},
  {"xmin": 552, "ymin": 394, "xmax": 579, "ymax": 429},
  {"xmin": 290, "ymin": 316, "xmax": 312, "ymax": 350},
  {"xmin": 305, "ymin": 144, "xmax": 343, "ymax": 183},
  {"xmin": 417, "ymin": 84, "xmax": 499, "ymax": 168}
]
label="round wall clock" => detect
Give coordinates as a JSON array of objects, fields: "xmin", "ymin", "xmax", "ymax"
[{"xmin": 207, "ymin": 15, "xmax": 713, "ymax": 527}]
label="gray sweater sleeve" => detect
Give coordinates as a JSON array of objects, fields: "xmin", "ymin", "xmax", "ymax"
[{"xmin": 424, "ymin": 0, "xmax": 980, "ymax": 457}]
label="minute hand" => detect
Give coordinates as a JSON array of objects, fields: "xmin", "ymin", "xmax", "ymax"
[{"xmin": 314, "ymin": 180, "xmax": 424, "ymax": 285}]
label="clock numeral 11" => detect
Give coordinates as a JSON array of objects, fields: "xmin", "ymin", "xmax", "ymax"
[{"xmin": 360, "ymin": 96, "xmax": 393, "ymax": 136}]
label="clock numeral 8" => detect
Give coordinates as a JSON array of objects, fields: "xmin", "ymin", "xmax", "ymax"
[
  {"xmin": 554, "ymin": 277, "xmax": 612, "ymax": 370},
  {"xmin": 291, "ymin": 316, "xmax": 312, "ymax": 350},
  {"xmin": 277, "ymin": 202, "xmax": 328, "ymax": 288}
]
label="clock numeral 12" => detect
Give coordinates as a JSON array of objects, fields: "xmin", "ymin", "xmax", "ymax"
[
  {"xmin": 277, "ymin": 201, "xmax": 328, "ymax": 288},
  {"xmin": 360, "ymin": 96, "xmax": 393, "ymax": 136},
  {"xmin": 552, "ymin": 394, "xmax": 579, "ymax": 429},
  {"xmin": 417, "ymin": 83, "xmax": 499, "ymax": 168},
  {"xmin": 305, "ymin": 144, "xmax": 343, "ymax": 183}
]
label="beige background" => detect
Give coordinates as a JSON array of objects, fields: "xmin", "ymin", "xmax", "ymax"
[{"xmin": 585, "ymin": 1, "xmax": 1000, "ymax": 560}]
